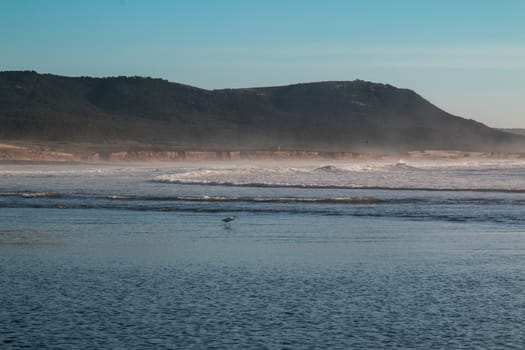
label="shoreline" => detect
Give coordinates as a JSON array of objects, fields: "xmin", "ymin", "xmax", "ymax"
[{"xmin": 1, "ymin": 141, "xmax": 524, "ymax": 164}]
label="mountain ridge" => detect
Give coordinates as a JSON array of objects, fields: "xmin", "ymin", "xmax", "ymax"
[{"xmin": 1, "ymin": 71, "xmax": 524, "ymax": 153}]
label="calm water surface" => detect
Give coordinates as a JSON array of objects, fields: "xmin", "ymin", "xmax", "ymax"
[{"xmin": 1, "ymin": 162, "xmax": 525, "ymax": 349}]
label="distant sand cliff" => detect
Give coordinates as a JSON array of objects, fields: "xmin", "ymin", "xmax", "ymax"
[{"xmin": 1, "ymin": 143, "xmax": 523, "ymax": 163}]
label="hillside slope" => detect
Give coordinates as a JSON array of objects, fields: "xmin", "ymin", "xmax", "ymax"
[{"xmin": 1, "ymin": 71, "xmax": 523, "ymax": 152}]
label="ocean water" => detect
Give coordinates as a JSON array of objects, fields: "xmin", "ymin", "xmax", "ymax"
[{"xmin": 1, "ymin": 159, "xmax": 525, "ymax": 349}]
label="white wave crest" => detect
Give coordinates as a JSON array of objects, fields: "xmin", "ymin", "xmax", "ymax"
[{"xmin": 152, "ymin": 161, "xmax": 525, "ymax": 191}]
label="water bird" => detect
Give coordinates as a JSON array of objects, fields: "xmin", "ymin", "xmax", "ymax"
[{"xmin": 222, "ymin": 216, "xmax": 238, "ymax": 228}]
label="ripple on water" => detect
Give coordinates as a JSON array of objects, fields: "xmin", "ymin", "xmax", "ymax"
[{"xmin": 1, "ymin": 259, "xmax": 525, "ymax": 349}]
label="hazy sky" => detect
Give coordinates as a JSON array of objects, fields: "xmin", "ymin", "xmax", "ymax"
[{"xmin": 1, "ymin": 0, "xmax": 524, "ymax": 127}]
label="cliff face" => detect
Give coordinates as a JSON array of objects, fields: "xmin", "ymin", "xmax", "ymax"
[
  {"xmin": 2, "ymin": 143, "xmax": 523, "ymax": 163},
  {"xmin": 1, "ymin": 71, "xmax": 524, "ymax": 152},
  {"xmin": 0, "ymin": 144, "xmax": 76, "ymax": 161},
  {"xmin": 0, "ymin": 144, "xmax": 361, "ymax": 162}
]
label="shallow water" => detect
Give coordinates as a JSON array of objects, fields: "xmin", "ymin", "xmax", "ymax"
[{"xmin": 1, "ymin": 161, "xmax": 525, "ymax": 348}]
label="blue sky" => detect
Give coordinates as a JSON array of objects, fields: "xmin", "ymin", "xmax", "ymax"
[{"xmin": 1, "ymin": 0, "xmax": 524, "ymax": 127}]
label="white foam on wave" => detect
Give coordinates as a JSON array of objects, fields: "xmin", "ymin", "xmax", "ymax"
[
  {"xmin": 3, "ymin": 160, "xmax": 525, "ymax": 192},
  {"xmin": 152, "ymin": 160, "xmax": 525, "ymax": 191},
  {"xmin": 0, "ymin": 167, "xmax": 119, "ymax": 177}
]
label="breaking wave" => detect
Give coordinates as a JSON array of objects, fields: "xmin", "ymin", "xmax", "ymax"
[
  {"xmin": 151, "ymin": 178, "xmax": 525, "ymax": 193},
  {"xmin": 383, "ymin": 160, "xmax": 423, "ymax": 171},
  {"xmin": 0, "ymin": 191, "xmax": 64, "ymax": 199},
  {"xmin": 313, "ymin": 165, "xmax": 348, "ymax": 174},
  {"xmin": 1, "ymin": 190, "xmax": 524, "ymax": 225},
  {"xmin": 2, "ymin": 160, "xmax": 525, "ymax": 225},
  {"xmin": 0, "ymin": 191, "xmax": 381, "ymax": 204},
  {"xmin": 0, "ymin": 192, "xmax": 523, "ymax": 225},
  {"xmin": 151, "ymin": 161, "xmax": 525, "ymax": 192}
]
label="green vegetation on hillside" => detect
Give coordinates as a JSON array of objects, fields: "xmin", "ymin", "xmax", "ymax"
[{"xmin": 1, "ymin": 71, "xmax": 524, "ymax": 152}]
